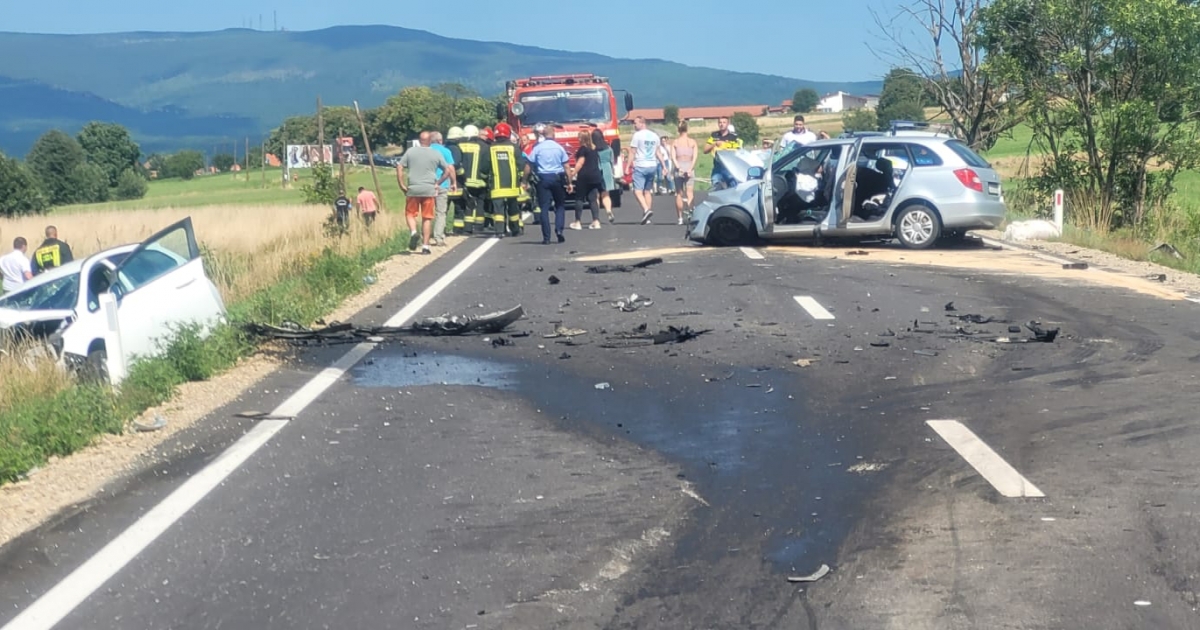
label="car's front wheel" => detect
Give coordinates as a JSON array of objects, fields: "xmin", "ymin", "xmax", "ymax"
[
  {"xmin": 707, "ymin": 213, "xmax": 754, "ymax": 246},
  {"xmin": 895, "ymin": 204, "xmax": 941, "ymax": 249}
]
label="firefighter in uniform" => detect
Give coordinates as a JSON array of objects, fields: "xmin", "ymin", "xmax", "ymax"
[
  {"xmin": 445, "ymin": 126, "xmax": 467, "ymax": 235},
  {"xmin": 488, "ymin": 122, "xmax": 527, "ymax": 237},
  {"xmin": 457, "ymin": 125, "xmax": 492, "ymax": 234}
]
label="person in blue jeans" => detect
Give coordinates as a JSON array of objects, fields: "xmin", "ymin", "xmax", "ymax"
[{"xmin": 525, "ymin": 124, "xmax": 571, "ymax": 244}]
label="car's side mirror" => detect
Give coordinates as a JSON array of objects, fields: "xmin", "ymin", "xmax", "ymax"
[
  {"xmin": 747, "ymin": 166, "xmax": 765, "ymax": 180},
  {"xmin": 624, "ymin": 93, "xmax": 635, "ymax": 112}
]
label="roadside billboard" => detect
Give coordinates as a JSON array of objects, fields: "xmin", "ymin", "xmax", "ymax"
[{"xmin": 285, "ymin": 144, "xmax": 333, "ymax": 169}]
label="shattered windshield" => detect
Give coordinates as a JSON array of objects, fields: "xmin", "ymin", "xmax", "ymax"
[
  {"xmin": 0, "ymin": 273, "xmax": 79, "ymax": 311},
  {"xmin": 518, "ymin": 89, "xmax": 611, "ymax": 125}
]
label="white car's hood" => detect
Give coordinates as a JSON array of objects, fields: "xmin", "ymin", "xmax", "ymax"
[
  {"xmin": 714, "ymin": 150, "xmax": 768, "ymax": 185},
  {"xmin": 0, "ymin": 307, "xmax": 74, "ymax": 328}
]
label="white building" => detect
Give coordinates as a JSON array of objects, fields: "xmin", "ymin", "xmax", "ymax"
[{"xmin": 817, "ymin": 91, "xmax": 872, "ymax": 113}]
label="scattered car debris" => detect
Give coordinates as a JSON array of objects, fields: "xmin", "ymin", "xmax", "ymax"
[
  {"xmin": 913, "ymin": 349, "xmax": 939, "ymax": 357},
  {"xmin": 234, "ymin": 410, "xmax": 293, "ymax": 420},
  {"xmin": 658, "ymin": 286, "xmax": 677, "ymax": 292},
  {"xmin": 870, "ymin": 342, "xmax": 891, "ymax": 348},
  {"xmin": 133, "ymin": 414, "xmax": 167, "ymax": 433},
  {"xmin": 1148, "ymin": 273, "xmax": 1167, "ymax": 282},
  {"xmin": 490, "ymin": 337, "xmax": 514, "ymax": 347},
  {"xmin": 558, "ymin": 352, "xmax": 571, "ymax": 359},
  {"xmin": 548, "ymin": 275, "xmax": 561, "ymax": 285},
  {"xmin": 1062, "ymin": 262, "xmax": 1089, "ymax": 270},
  {"xmin": 544, "ymin": 325, "xmax": 587, "ymax": 339},
  {"xmin": 944, "ymin": 302, "xmax": 956, "ymax": 312},
  {"xmin": 1008, "ymin": 325, "xmax": 1022, "ymax": 334},
  {"xmin": 594, "ymin": 382, "xmax": 612, "ymax": 390},
  {"xmin": 244, "ymin": 321, "xmax": 410, "ymax": 345},
  {"xmin": 1026, "ymin": 322, "xmax": 1060, "ymax": 343},
  {"xmin": 600, "ymin": 324, "xmax": 711, "ymax": 348},
  {"xmin": 793, "ymin": 358, "xmax": 817, "ymax": 367},
  {"xmin": 787, "ymin": 564, "xmax": 830, "ymax": 583},
  {"xmin": 952, "ymin": 314, "xmax": 999, "ymax": 325},
  {"xmin": 1150, "ymin": 242, "xmax": 1184, "ymax": 259},
  {"xmin": 612, "ymin": 293, "xmax": 654, "ymax": 312},
  {"xmin": 846, "ymin": 250, "xmax": 870, "ymax": 256},
  {"xmin": 410, "ymin": 305, "xmax": 525, "ymax": 336},
  {"xmin": 585, "ymin": 257, "xmax": 664, "ymax": 274}
]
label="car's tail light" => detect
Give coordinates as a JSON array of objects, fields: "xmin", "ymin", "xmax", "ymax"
[{"xmin": 954, "ymin": 168, "xmax": 984, "ymax": 192}]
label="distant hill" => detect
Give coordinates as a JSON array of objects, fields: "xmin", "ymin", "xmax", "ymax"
[{"xmin": 0, "ymin": 26, "xmax": 882, "ymax": 155}]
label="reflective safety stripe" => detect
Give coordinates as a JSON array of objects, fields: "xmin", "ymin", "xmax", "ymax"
[
  {"xmin": 460, "ymin": 142, "xmax": 486, "ymax": 188},
  {"xmin": 489, "ymin": 144, "xmax": 521, "ymax": 199},
  {"xmin": 33, "ymin": 245, "xmax": 62, "ymax": 270}
]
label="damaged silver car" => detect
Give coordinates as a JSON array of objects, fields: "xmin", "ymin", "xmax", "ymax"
[{"xmin": 687, "ymin": 133, "xmax": 1007, "ymax": 249}]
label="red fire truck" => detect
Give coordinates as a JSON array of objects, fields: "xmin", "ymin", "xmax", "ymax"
[{"xmin": 498, "ymin": 74, "xmax": 634, "ymax": 204}]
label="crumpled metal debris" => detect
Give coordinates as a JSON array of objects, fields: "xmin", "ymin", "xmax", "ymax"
[
  {"xmin": 787, "ymin": 564, "xmax": 830, "ymax": 583},
  {"xmin": 599, "ymin": 323, "xmax": 711, "ymax": 348},
  {"xmin": 133, "ymin": 414, "xmax": 167, "ymax": 432},
  {"xmin": 613, "ymin": 293, "xmax": 654, "ymax": 312},
  {"xmin": 585, "ymin": 257, "xmax": 664, "ymax": 274},
  {"xmin": 544, "ymin": 325, "xmax": 587, "ymax": 339},
  {"xmin": 410, "ymin": 305, "xmax": 525, "ymax": 336},
  {"xmin": 1026, "ymin": 321, "xmax": 1059, "ymax": 343}
]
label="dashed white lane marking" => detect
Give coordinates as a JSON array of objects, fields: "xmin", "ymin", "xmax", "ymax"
[
  {"xmin": 793, "ymin": 296, "xmax": 835, "ymax": 320},
  {"xmin": 1, "ymin": 238, "xmax": 500, "ymax": 630},
  {"xmin": 926, "ymin": 420, "xmax": 1045, "ymax": 498},
  {"xmin": 739, "ymin": 246, "xmax": 765, "ymax": 260}
]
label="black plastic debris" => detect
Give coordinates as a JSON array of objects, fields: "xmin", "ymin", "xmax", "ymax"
[
  {"xmin": 585, "ymin": 257, "xmax": 664, "ymax": 274},
  {"xmin": 870, "ymin": 341, "xmax": 891, "ymax": 348},
  {"xmin": 944, "ymin": 302, "xmax": 957, "ymax": 312},
  {"xmin": 1148, "ymin": 274, "xmax": 1167, "ymax": 282},
  {"xmin": 658, "ymin": 286, "xmax": 677, "ymax": 292},
  {"xmin": 243, "ymin": 321, "xmax": 411, "ymax": 346},
  {"xmin": 490, "ymin": 337, "xmax": 513, "ymax": 347},
  {"xmin": 953, "ymin": 314, "xmax": 997, "ymax": 324},
  {"xmin": 1063, "ymin": 262, "xmax": 1088, "ymax": 270},
  {"xmin": 600, "ymin": 324, "xmax": 711, "ymax": 348},
  {"xmin": 1026, "ymin": 322, "xmax": 1060, "ymax": 343},
  {"xmin": 548, "ymin": 275, "xmax": 561, "ymax": 285},
  {"xmin": 1008, "ymin": 325, "xmax": 1022, "ymax": 334}
]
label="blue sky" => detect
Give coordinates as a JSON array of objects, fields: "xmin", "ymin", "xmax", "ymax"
[{"xmin": 3, "ymin": 0, "xmax": 905, "ymax": 82}]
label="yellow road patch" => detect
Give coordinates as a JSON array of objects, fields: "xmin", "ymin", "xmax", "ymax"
[{"xmin": 765, "ymin": 244, "xmax": 1186, "ymax": 301}]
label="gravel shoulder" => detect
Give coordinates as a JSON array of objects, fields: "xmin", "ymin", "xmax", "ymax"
[{"xmin": 0, "ymin": 236, "xmax": 466, "ymax": 547}]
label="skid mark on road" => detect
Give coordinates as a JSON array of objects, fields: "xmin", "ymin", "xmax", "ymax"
[
  {"xmin": 794, "ymin": 296, "xmax": 835, "ymax": 320},
  {"xmin": 927, "ymin": 420, "xmax": 1045, "ymax": 498}
]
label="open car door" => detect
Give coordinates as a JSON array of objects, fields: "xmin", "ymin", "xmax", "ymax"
[
  {"xmin": 758, "ymin": 139, "xmax": 780, "ymax": 231},
  {"xmin": 836, "ymin": 138, "xmax": 864, "ymax": 229},
  {"xmin": 111, "ymin": 217, "xmax": 225, "ymax": 362}
]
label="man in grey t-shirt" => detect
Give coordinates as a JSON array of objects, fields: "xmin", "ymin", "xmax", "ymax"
[{"xmin": 398, "ymin": 131, "xmax": 454, "ymax": 254}]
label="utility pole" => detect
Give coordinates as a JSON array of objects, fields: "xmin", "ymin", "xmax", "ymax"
[
  {"xmin": 316, "ymin": 96, "xmax": 326, "ymax": 166},
  {"xmin": 338, "ymin": 128, "xmax": 348, "ymax": 193},
  {"xmin": 245, "ymin": 137, "xmax": 251, "ymax": 182},
  {"xmin": 354, "ymin": 101, "xmax": 384, "ymax": 211}
]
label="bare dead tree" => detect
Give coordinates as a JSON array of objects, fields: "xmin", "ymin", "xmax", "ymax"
[{"xmin": 870, "ymin": 0, "xmax": 1024, "ymax": 151}]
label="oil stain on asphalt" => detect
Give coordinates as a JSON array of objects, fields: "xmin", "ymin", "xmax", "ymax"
[{"xmin": 352, "ymin": 348, "xmax": 875, "ymax": 574}]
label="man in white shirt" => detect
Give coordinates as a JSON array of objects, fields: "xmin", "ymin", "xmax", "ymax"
[
  {"xmin": 1, "ymin": 237, "xmax": 33, "ymax": 294},
  {"xmin": 629, "ymin": 116, "xmax": 662, "ymax": 224},
  {"xmin": 780, "ymin": 115, "xmax": 818, "ymax": 148}
]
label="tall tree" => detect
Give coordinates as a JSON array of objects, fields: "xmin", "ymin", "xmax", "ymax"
[
  {"xmin": 163, "ymin": 150, "xmax": 206, "ymax": 180},
  {"xmin": 981, "ymin": 0, "xmax": 1200, "ymax": 229},
  {"xmin": 872, "ymin": 0, "xmax": 1024, "ymax": 150},
  {"xmin": 876, "ymin": 68, "xmax": 928, "ymax": 129},
  {"xmin": 0, "ymin": 152, "xmax": 49, "ymax": 217},
  {"xmin": 730, "ymin": 112, "xmax": 760, "ymax": 145},
  {"xmin": 792, "ymin": 88, "xmax": 820, "ymax": 113},
  {"xmin": 212, "ymin": 153, "xmax": 236, "ymax": 172},
  {"xmin": 76, "ymin": 122, "xmax": 141, "ymax": 187},
  {"xmin": 663, "ymin": 105, "xmax": 680, "ymax": 126},
  {"xmin": 842, "ymin": 109, "xmax": 879, "ymax": 133},
  {"xmin": 26, "ymin": 130, "xmax": 87, "ymax": 205}
]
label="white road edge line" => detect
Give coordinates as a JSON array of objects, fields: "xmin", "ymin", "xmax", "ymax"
[
  {"xmin": 2, "ymin": 237, "xmax": 501, "ymax": 630},
  {"xmin": 793, "ymin": 296, "xmax": 835, "ymax": 320},
  {"xmin": 739, "ymin": 246, "xmax": 765, "ymax": 260},
  {"xmin": 926, "ymin": 420, "xmax": 1045, "ymax": 498}
]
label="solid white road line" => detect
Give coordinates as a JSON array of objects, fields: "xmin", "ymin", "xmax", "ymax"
[
  {"xmin": 740, "ymin": 246, "xmax": 765, "ymax": 260},
  {"xmin": 793, "ymin": 296, "xmax": 835, "ymax": 320},
  {"xmin": 926, "ymin": 420, "xmax": 1045, "ymax": 498},
  {"xmin": 1, "ymin": 238, "xmax": 500, "ymax": 630}
]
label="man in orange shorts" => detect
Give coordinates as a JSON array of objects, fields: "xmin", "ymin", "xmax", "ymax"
[{"xmin": 397, "ymin": 131, "xmax": 455, "ymax": 254}]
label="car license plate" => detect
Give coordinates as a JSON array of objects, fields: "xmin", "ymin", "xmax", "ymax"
[{"xmin": 988, "ymin": 182, "xmax": 1001, "ymax": 196}]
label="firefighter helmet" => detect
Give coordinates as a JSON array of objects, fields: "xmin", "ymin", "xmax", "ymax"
[
  {"xmin": 448, "ymin": 126, "xmax": 465, "ymax": 140},
  {"xmin": 463, "ymin": 124, "xmax": 480, "ymax": 138},
  {"xmin": 482, "ymin": 126, "xmax": 494, "ymax": 142},
  {"xmin": 495, "ymin": 122, "xmax": 512, "ymax": 138}
]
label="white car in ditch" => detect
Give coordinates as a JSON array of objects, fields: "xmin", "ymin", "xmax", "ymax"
[{"xmin": 0, "ymin": 217, "xmax": 226, "ymax": 378}]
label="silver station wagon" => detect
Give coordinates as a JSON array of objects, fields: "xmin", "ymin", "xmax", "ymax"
[{"xmin": 687, "ymin": 132, "xmax": 1007, "ymax": 249}]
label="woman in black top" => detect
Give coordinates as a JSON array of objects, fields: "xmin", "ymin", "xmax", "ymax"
[{"xmin": 569, "ymin": 131, "xmax": 605, "ymax": 230}]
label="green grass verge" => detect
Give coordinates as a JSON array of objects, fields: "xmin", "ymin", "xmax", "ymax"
[{"xmin": 0, "ymin": 227, "xmax": 414, "ymax": 483}]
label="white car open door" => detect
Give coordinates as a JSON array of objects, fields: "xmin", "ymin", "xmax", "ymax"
[{"xmin": 110, "ymin": 217, "xmax": 224, "ymax": 363}]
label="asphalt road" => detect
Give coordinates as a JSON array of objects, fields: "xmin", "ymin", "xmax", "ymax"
[{"xmin": 3, "ymin": 193, "xmax": 1200, "ymax": 629}]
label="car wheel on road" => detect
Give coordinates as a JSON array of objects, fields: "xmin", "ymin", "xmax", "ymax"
[
  {"xmin": 895, "ymin": 204, "xmax": 941, "ymax": 250},
  {"xmin": 708, "ymin": 213, "xmax": 753, "ymax": 247}
]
